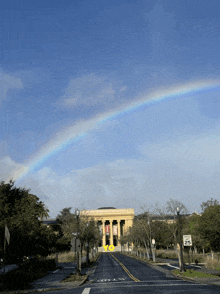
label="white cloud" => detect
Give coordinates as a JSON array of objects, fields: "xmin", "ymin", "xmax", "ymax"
[
  {"xmin": 16, "ymin": 148, "xmax": 220, "ymax": 218},
  {"xmin": 0, "ymin": 156, "xmax": 28, "ymax": 182},
  {"xmin": 59, "ymin": 73, "xmax": 117, "ymax": 107},
  {"xmin": 0, "ymin": 71, "xmax": 23, "ymax": 104},
  {"xmin": 139, "ymin": 127, "xmax": 220, "ymax": 175}
]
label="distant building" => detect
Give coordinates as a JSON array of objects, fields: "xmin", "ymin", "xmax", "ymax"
[
  {"xmin": 80, "ymin": 207, "xmax": 135, "ymax": 251},
  {"xmin": 43, "ymin": 218, "xmax": 58, "ymax": 228}
]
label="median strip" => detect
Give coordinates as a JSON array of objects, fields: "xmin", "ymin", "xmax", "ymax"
[{"xmin": 110, "ymin": 253, "xmax": 140, "ymax": 282}]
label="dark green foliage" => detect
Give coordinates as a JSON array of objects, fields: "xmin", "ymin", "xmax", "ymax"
[
  {"xmin": 0, "ymin": 180, "xmax": 55, "ymax": 262},
  {"xmin": 55, "ymin": 208, "xmax": 102, "ymax": 251},
  {"xmin": 183, "ymin": 213, "xmax": 208, "ymax": 252},
  {"xmin": 151, "ymin": 221, "xmax": 174, "ymax": 248},
  {"xmin": 55, "ymin": 207, "xmax": 76, "ymax": 251},
  {"xmin": 0, "ymin": 258, "xmax": 56, "ymax": 291},
  {"xmin": 198, "ymin": 204, "xmax": 220, "ymax": 251},
  {"xmin": 55, "ymin": 235, "xmax": 71, "ymax": 252},
  {"xmin": 79, "ymin": 219, "xmax": 102, "ymax": 247},
  {"xmin": 56, "ymin": 207, "xmax": 77, "ymax": 238}
]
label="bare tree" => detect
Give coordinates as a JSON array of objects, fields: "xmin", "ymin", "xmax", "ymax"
[{"xmin": 200, "ymin": 198, "xmax": 219, "ymax": 212}]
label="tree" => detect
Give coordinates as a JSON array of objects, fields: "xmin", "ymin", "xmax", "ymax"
[
  {"xmin": 127, "ymin": 213, "xmax": 154, "ymax": 259},
  {"xmin": 200, "ymin": 198, "xmax": 219, "ymax": 212},
  {"xmin": 166, "ymin": 199, "xmax": 188, "ymax": 215},
  {"xmin": 0, "ymin": 181, "xmax": 53, "ymax": 262},
  {"xmin": 198, "ymin": 205, "xmax": 220, "ymax": 252},
  {"xmin": 165, "ymin": 199, "xmax": 188, "ymax": 246},
  {"xmin": 183, "ymin": 213, "xmax": 208, "ymax": 252},
  {"xmin": 79, "ymin": 218, "xmax": 102, "ymax": 249},
  {"xmin": 55, "ymin": 207, "xmax": 77, "ymax": 251},
  {"xmin": 56, "ymin": 208, "xmax": 102, "ymax": 252},
  {"xmin": 151, "ymin": 220, "xmax": 173, "ymax": 249}
]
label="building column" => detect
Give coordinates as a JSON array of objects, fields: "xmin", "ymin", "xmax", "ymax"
[
  {"xmin": 110, "ymin": 220, "xmax": 113, "ymax": 245},
  {"xmin": 102, "ymin": 220, "xmax": 106, "ymax": 246},
  {"xmin": 117, "ymin": 219, "xmax": 121, "ymax": 245}
]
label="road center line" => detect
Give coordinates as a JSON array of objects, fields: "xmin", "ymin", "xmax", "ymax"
[
  {"xmin": 110, "ymin": 253, "xmax": 140, "ymax": 282},
  {"xmin": 82, "ymin": 288, "xmax": 91, "ymax": 294}
]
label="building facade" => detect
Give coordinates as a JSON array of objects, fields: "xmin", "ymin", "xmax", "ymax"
[{"xmin": 80, "ymin": 207, "xmax": 134, "ymax": 251}]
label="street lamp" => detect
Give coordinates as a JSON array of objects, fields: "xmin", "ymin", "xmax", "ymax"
[
  {"xmin": 76, "ymin": 209, "xmax": 81, "ymax": 274},
  {"xmin": 148, "ymin": 220, "xmax": 152, "ymax": 261},
  {"xmin": 177, "ymin": 207, "xmax": 184, "ymax": 272}
]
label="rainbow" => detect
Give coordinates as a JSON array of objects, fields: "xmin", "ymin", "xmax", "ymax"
[{"xmin": 10, "ymin": 80, "xmax": 220, "ymax": 184}]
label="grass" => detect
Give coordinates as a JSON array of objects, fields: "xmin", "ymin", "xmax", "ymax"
[
  {"xmin": 49, "ymin": 251, "xmax": 87, "ymax": 263},
  {"xmin": 156, "ymin": 249, "xmax": 178, "ymax": 260},
  {"xmin": 205, "ymin": 256, "xmax": 220, "ymax": 271},
  {"xmin": 61, "ymin": 273, "xmax": 87, "ymax": 283},
  {"xmin": 61, "ymin": 253, "xmax": 100, "ymax": 283},
  {"xmin": 49, "ymin": 251, "xmax": 76, "ymax": 263},
  {"xmin": 173, "ymin": 269, "xmax": 219, "ymax": 278}
]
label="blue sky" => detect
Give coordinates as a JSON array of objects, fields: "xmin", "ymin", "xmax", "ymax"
[{"xmin": 1, "ymin": 0, "xmax": 220, "ymax": 217}]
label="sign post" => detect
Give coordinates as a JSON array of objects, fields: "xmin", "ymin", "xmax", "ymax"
[{"xmin": 183, "ymin": 235, "xmax": 192, "ymax": 265}]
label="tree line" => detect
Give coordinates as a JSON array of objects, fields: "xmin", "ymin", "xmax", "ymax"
[
  {"xmin": 0, "ymin": 181, "xmax": 101, "ymax": 263},
  {"xmin": 1, "ymin": 180, "xmax": 219, "ymax": 263},
  {"xmin": 120, "ymin": 198, "xmax": 220, "ymax": 255}
]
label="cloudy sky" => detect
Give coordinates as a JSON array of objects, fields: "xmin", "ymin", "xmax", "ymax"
[{"xmin": 1, "ymin": 0, "xmax": 220, "ymax": 218}]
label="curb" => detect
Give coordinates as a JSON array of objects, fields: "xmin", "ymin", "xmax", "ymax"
[
  {"xmin": 78, "ymin": 275, "xmax": 89, "ymax": 286},
  {"xmin": 172, "ymin": 272, "xmax": 220, "ymax": 285},
  {"xmin": 0, "ymin": 287, "xmax": 65, "ymax": 294}
]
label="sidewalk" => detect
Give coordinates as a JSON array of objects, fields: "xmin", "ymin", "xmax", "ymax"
[
  {"xmin": 30, "ymin": 262, "xmax": 77, "ymax": 291},
  {"xmin": 0, "ymin": 264, "xmax": 18, "ymax": 274},
  {"xmin": 30, "ymin": 257, "xmax": 91, "ymax": 291}
]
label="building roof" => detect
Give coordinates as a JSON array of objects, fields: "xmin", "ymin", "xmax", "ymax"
[
  {"xmin": 43, "ymin": 219, "xmax": 58, "ymax": 225},
  {"xmin": 98, "ymin": 207, "xmax": 116, "ymax": 209}
]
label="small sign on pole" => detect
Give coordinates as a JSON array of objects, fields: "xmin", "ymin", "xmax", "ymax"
[
  {"xmin": 55, "ymin": 253, "xmax": 58, "ymax": 268},
  {"xmin": 5, "ymin": 225, "xmax": 10, "ymax": 245},
  {"xmin": 183, "ymin": 235, "xmax": 192, "ymax": 246}
]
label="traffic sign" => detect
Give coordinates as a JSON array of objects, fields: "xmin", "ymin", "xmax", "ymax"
[{"xmin": 183, "ymin": 235, "xmax": 192, "ymax": 246}]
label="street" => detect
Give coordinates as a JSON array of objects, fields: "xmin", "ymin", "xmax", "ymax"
[{"xmin": 46, "ymin": 253, "xmax": 220, "ymax": 294}]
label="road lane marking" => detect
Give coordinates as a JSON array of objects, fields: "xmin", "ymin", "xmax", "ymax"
[
  {"xmin": 110, "ymin": 253, "xmax": 140, "ymax": 282},
  {"xmin": 97, "ymin": 278, "xmax": 126, "ymax": 282},
  {"xmin": 82, "ymin": 288, "xmax": 90, "ymax": 294},
  {"xmin": 91, "ymin": 282, "xmax": 203, "ymax": 289}
]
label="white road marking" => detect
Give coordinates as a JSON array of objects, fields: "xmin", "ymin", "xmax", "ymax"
[
  {"xmin": 97, "ymin": 278, "xmax": 125, "ymax": 282},
  {"xmin": 82, "ymin": 288, "xmax": 91, "ymax": 294},
  {"xmin": 92, "ymin": 283, "xmax": 203, "ymax": 288},
  {"xmin": 53, "ymin": 269, "xmax": 60, "ymax": 273}
]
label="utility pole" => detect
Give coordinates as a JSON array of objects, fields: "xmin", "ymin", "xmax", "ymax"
[
  {"xmin": 75, "ymin": 209, "xmax": 81, "ymax": 274},
  {"xmin": 177, "ymin": 207, "xmax": 184, "ymax": 272}
]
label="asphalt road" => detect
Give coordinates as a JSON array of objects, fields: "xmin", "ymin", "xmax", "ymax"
[{"xmin": 46, "ymin": 253, "xmax": 220, "ymax": 294}]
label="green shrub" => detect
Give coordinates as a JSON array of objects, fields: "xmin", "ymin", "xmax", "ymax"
[{"xmin": 0, "ymin": 258, "xmax": 56, "ymax": 291}]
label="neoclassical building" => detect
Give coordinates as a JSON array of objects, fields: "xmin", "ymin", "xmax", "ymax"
[{"xmin": 80, "ymin": 207, "xmax": 134, "ymax": 251}]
